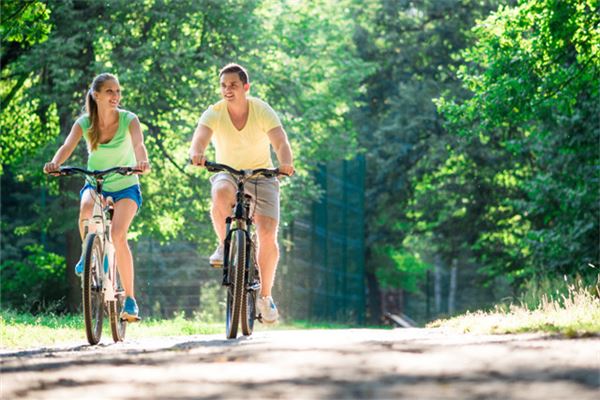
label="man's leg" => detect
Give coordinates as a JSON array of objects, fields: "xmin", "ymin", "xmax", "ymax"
[
  {"xmin": 254, "ymin": 214, "xmax": 279, "ymax": 297},
  {"xmin": 209, "ymin": 179, "xmax": 235, "ymax": 264}
]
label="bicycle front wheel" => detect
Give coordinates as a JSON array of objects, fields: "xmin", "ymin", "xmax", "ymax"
[
  {"xmin": 83, "ymin": 233, "xmax": 104, "ymax": 345},
  {"xmin": 241, "ymin": 234, "xmax": 258, "ymax": 336},
  {"xmin": 226, "ymin": 230, "xmax": 246, "ymax": 339}
]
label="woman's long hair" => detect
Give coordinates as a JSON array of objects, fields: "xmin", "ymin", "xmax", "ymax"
[{"xmin": 85, "ymin": 73, "xmax": 118, "ymax": 151}]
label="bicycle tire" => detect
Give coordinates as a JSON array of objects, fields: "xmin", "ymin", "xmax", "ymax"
[
  {"xmin": 225, "ymin": 230, "xmax": 246, "ymax": 339},
  {"xmin": 241, "ymin": 234, "xmax": 258, "ymax": 336},
  {"xmin": 83, "ymin": 233, "xmax": 104, "ymax": 345},
  {"xmin": 109, "ymin": 261, "xmax": 127, "ymax": 342}
]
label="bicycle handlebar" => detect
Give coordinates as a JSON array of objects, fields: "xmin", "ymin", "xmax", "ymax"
[
  {"xmin": 203, "ymin": 161, "xmax": 286, "ymax": 178},
  {"xmin": 48, "ymin": 166, "xmax": 142, "ymax": 178}
]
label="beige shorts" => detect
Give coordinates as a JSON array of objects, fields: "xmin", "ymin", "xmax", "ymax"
[{"xmin": 210, "ymin": 172, "xmax": 280, "ymax": 220}]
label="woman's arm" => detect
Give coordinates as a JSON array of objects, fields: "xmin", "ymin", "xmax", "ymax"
[
  {"xmin": 129, "ymin": 116, "xmax": 151, "ymax": 174},
  {"xmin": 43, "ymin": 123, "xmax": 84, "ymax": 173}
]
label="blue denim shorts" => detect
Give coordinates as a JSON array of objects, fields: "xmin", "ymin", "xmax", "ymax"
[{"xmin": 80, "ymin": 183, "xmax": 143, "ymax": 211}]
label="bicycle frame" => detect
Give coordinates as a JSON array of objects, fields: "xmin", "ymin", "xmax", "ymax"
[
  {"xmin": 222, "ymin": 177, "xmax": 254, "ymax": 288},
  {"xmin": 83, "ymin": 177, "xmax": 119, "ymax": 302}
]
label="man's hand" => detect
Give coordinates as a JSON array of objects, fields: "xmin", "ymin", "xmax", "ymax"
[
  {"xmin": 190, "ymin": 152, "xmax": 206, "ymax": 167},
  {"xmin": 43, "ymin": 162, "xmax": 60, "ymax": 175},
  {"xmin": 279, "ymin": 164, "xmax": 295, "ymax": 177},
  {"xmin": 136, "ymin": 160, "xmax": 151, "ymax": 174}
]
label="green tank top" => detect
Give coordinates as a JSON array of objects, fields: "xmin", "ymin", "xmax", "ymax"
[{"xmin": 76, "ymin": 109, "xmax": 139, "ymax": 192}]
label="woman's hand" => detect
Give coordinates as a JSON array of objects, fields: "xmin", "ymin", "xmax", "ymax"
[
  {"xmin": 43, "ymin": 162, "xmax": 60, "ymax": 175},
  {"xmin": 136, "ymin": 160, "xmax": 151, "ymax": 174}
]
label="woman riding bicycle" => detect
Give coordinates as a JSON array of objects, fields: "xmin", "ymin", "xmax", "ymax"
[{"xmin": 43, "ymin": 73, "xmax": 150, "ymax": 322}]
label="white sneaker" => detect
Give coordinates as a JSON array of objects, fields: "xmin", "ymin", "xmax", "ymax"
[
  {"xmin": 209, "ymin": 244, "xmax": 224, "ymax": 267},
  {"xmin": 257, "ymin": 296, "xmax": 279, "ymax": 324}
]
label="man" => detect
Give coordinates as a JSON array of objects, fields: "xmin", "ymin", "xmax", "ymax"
[{"xmin": 189, "ymin": 63, "xmax": 294, "ymax": 323}]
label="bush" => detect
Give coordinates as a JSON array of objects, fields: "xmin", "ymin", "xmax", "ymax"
[{"xmin": 1, "ymin": 244, "xmax": 68, "ymax": 313}]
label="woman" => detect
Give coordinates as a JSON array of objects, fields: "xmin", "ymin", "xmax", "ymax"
[{"xmin": 44, "ymin": 73, "xmax": 150, "ymax": 321}]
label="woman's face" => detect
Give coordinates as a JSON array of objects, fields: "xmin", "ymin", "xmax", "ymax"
[{"xmin": 94, "ymin": 79, "xmax": 121, "ymax": 109}]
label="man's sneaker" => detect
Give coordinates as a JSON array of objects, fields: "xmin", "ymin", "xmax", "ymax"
[
  {"xmin": 74, "ymin": 257, "xmax": 84, "ymax": 276},
  {"xmin": 209, "ymin": 244, "xmax": 224, "ymax": 267},
  {"xmin": 257, "ymin": 296, "xmax": 279, "ymax": 324},
  {"xmin": 120, "ymin": 297, "xmax": 141, "ymax": 322}
]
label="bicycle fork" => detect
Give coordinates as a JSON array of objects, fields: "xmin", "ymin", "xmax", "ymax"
[{"xmin": 222, "ymin": 218, "xmax": 260, "ymax": 293}]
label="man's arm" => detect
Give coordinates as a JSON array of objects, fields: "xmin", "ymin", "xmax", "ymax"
[
  {"xmin": 267, "ymin": 126, "xmax": 294, "ymax": 176},
  {"xmin": 189, "ymin": 123, "xmax": 213, "ymax": 166}
]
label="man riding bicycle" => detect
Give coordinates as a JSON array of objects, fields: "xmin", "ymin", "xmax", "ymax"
[{"xmin": 189, "ymin": 63, "xmax": 294, "ymax": 324}]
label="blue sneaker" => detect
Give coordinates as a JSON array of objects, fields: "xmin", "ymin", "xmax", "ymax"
[
  {"xmin": 75, "ymin": 254, "xmax": 108, "ymax": 276},
  {"xmin": 74, "ymin": 257, "xmax": 84, "ymax": 276},
  {"xmin": 120, "ymin": 297, "xmax": 141, "ymax": 322}
]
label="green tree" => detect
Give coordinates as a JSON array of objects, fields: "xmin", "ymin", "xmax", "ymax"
[
  {"xmin": 1, "ymin": 0, "xmax": 371, "ymax": 313},
  {"xmin": 353, "ymin": 0, "xmax": 502, "ymax": 320},
  {"xmin": 435, "ymin": 0, "xmax": 599, "ymax": 281}
]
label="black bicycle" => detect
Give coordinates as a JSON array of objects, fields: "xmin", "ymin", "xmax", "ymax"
[
  {"xmin": 50, "ymin": 166, "xmax": 140, "ymax": 345},
  {"xmin": 204, "ymin": 161, "xmax": 284, "ymax": 339}
]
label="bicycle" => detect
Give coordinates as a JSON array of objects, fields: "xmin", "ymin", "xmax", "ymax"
[
  {"xmin": 203, "ymin": 161, "xmax": 284, "ymax": 339},
  {"xmin": 49, "ymin": 166, "xmax": 141, "ymax": 345}
]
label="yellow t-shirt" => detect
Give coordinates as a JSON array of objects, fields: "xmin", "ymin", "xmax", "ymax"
[{"xmin": 198, "ymin": 96, "xmax": 281, "ymax": 170}]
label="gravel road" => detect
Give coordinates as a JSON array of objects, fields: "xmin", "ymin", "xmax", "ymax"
[{"xmin": 1, "ymin": 328, "xmax": 598, "ymax": 399}]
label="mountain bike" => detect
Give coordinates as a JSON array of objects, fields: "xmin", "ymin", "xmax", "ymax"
[
  {"xmin": 204, "ymin": 161, "xmax": 283, "ymax": 339},
  {"xmin": 50, "ymin": 166, "xmax": 140, "ymax": 345}
]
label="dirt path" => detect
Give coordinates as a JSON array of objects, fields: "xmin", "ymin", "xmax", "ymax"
[{"xmin": 1, "ymin": 328, "xmax": 599, "ymax": 399}]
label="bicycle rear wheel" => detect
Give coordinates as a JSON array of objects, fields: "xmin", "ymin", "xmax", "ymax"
[
  {"xmin": 83, "ymin": 233, "xmax": 104, "ymax": 345},
  {"xmin": 241, "ymin": 234, "xmax": 258, "ymax": 336},
  {"xmin": 226, "ymin": 230, "xmax": 246, "ymax": 339},
  {"xmin": 109, "ymin": 262, "xmax": 127, "ymax": 342}
]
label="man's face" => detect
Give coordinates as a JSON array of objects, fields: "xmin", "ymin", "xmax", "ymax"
[{"xmin": 220, "ymin": 72, "xmax": 248, "ymax": 102}]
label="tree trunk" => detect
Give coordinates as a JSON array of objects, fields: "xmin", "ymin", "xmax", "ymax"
[
  {"xmin": 434, "ymin": 255, "xmax": 443, "ymax": 315},
  {"xmin": 65, "ymin": 226, "xmax": 82, "ymax": 312},
  {"xmin": 365, "ymin": 255, "xmax": 383, "ymax": 324},
  {"xmin": 448, "ymin": 259, "xmax": 458, "ymax": 315}
]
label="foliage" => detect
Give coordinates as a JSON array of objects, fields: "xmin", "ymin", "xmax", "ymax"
[
  {"xmin": 435, "ymin": 0, "xmax": 600, "ymax": 281},
  {"xmin": 373, "ymin": 246, "xmax": 430, "ymax": 292},
  {"xmin": 1, "ymin": 0, "xmax": 370, "ymax": 312},
  {"xmin": 0, "ymin": 244, "xmax": 67, "ymax": 313},
  {"xmin": 354, "ymin": 0, "xmax": 501, "ymax": 290}
]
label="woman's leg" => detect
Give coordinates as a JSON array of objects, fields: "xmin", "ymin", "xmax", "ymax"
[
  {"xmin": 79, "ymin": 189, "xmax": 95, "ymax": 239},
  {"xmin": 111, "ymin": 199, "xmax": 138, "ymax": 298}
]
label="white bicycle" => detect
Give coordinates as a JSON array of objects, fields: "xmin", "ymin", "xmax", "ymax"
[{"xmin": 51, "ymin": 166, "xmax": 140, "ymax": 345}]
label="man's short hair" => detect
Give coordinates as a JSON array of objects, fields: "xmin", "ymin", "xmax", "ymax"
[{"xmin": 219, "ymin": 63, "xmax": 249, "ymax": 84}]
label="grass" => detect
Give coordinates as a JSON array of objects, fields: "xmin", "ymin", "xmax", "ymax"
[
  {"xmin": 427, "ymin": 278, "xmax": 600, "ymax": 337},
  {"xmin": 0, "ymin": 310, "xmax": 224, "ymax": 349},
  {"xmin": 0, "ymin": 309, "xmax": 375, "ymax": 350}
]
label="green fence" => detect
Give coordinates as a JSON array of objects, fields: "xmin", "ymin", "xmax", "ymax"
[{"xmin": 275, "ymin": 155, "xmax": 366, "ymax": 324}]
